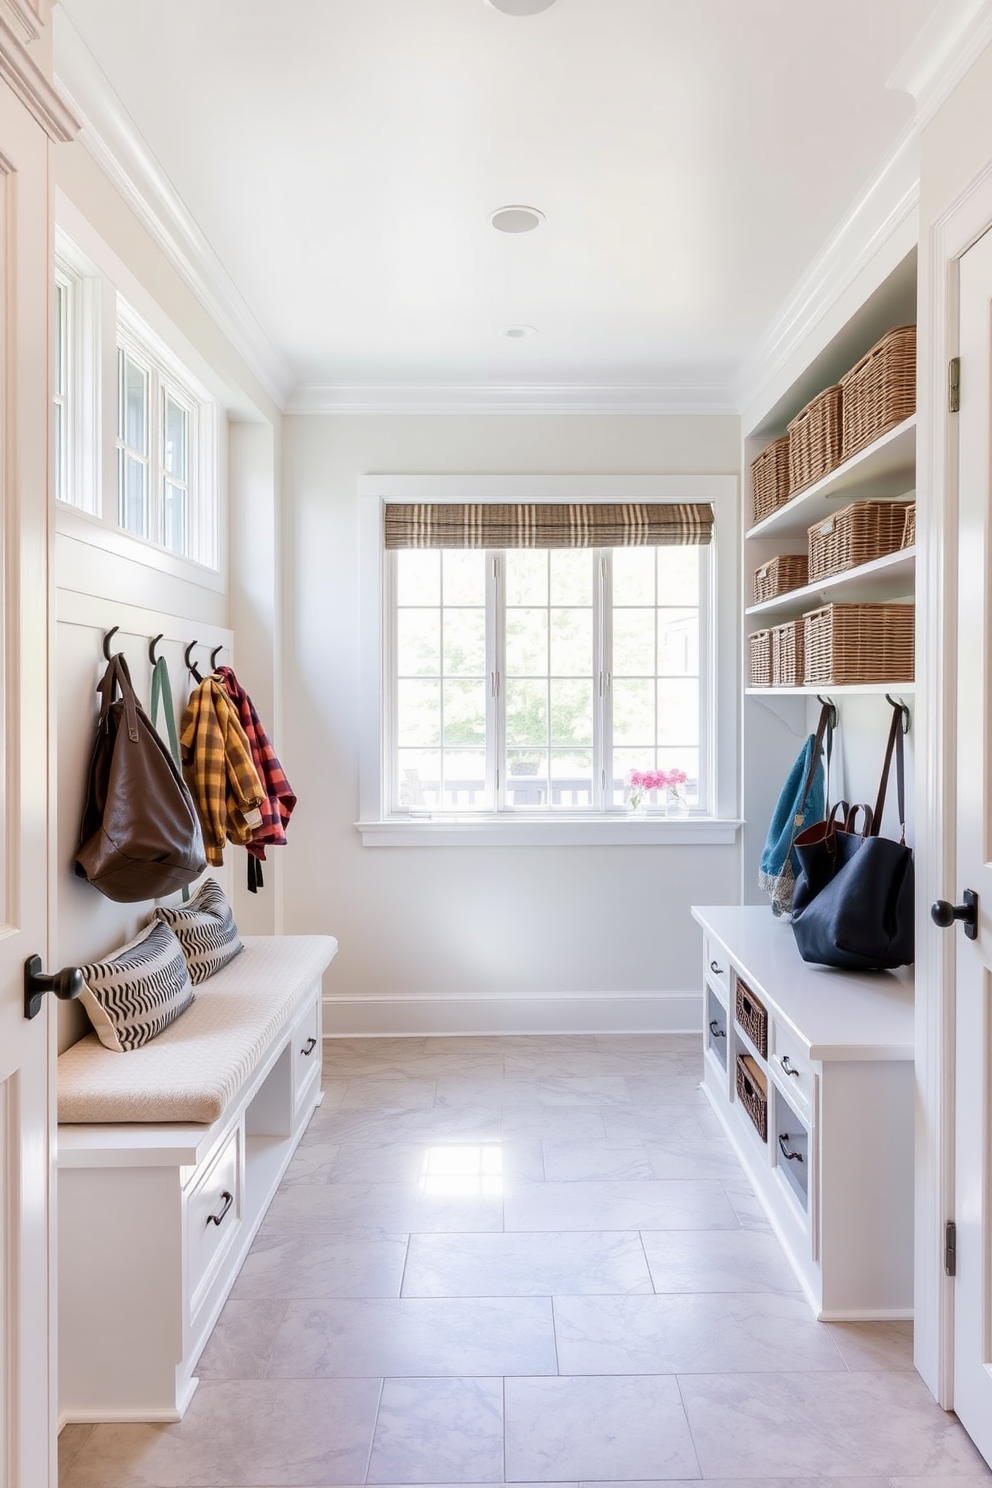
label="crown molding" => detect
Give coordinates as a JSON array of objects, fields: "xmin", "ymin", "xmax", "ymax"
[
  {"xmin": 1, "ymin": 0, "xmax": 41, "ymax": 46},
  {"xmin": 732, "ymin": 126, "xmax": 920, "ymax": 422},
  {"xmin": 888, "ymin": 0, "xmax": 992, "ymax": 129},
  {"xmin": 285, "ymin": 381, "xmax": 738, "ymax": 416},
  {"xmin": 54, "ymin": 10, "xmax": 294, "ymax": 408},
  {"xmin": 0, "ymin": 10, "xmax": 77, "ymax": 140}
]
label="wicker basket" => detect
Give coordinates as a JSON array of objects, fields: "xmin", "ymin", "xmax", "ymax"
[
  {"xmin": 901, "ymin": 502, "xmax": 916, "ymax": 549},
  {"xmin": 803, "ymin": 603, "xmax": 915, "ymax": 687},
  {"xmin": 788, "ymin": 384, "xmax": 843, "ymax": 496},
  {"xmin": 753, "ymin": 554, "xmax": 809, "ymax": 604},
  {"xmin": 771, "ymin": 620, "xmax": 804, "ymax": 687},
  {"xmin": 736, "ymin": 1054, "xmax": 768, "ymax": 1142},
  {"xmin": 807, "ymin": 501, "xmax": 913, "ymax": 583},
  {"xmin": 750, "ymin": 437, "xmax": 790, "ymax": 527},
  {"xmin": 736, "ymin": 978, "xmax": 768, "ymax": 1058},
  {"xmin": 748, "ymin": 629, "xmax": 772, "ymax": 688},
  {"xmin": 840, "ymin": 324, "xmax": 916, "ymax": 461}
]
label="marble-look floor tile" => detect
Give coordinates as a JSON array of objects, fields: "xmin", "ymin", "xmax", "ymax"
[
  {"xmin": 266, "ymin": 1296, "xmax": 557, "ymax": 1378},
  {"xmin": 503, "ymin": 1051, "xmax": 684, "ymax": 1078},
  {"xmin": 58, "ymin": 1378, "xmax": 382, "ymax": 1487},
  {"xmin": 501, "ymin": 1107, "xmax": 609, "ymax": 1143},
  {"xmin": 195, "ymin": 1300, "xmax": 288, "ymax": 1378},
  {"xmin": 324, "ymin": 1141, "xmax": 441, "ymax": 1183},
  {"xmin": 644, "ymin": 1134, "xmax": 743, "ymax": 1180},
  {"xmin": 641, "ymin": 1227, "xmax": 801, "ymax": 1294},
  {"xmin": 230, "ymin": 1232, "xmax": 409, "ymax": 1300},
  {"xmin": 504, "ymin": 1374, "xmax": 700, "ymax": 1482},
  {"xmin": 889, "ymin": 1475, "xmax": 992, "ymax": 1485},
  {"xmin": 540, "ymin": 1140, "xmax": 653, "ymax": 1182},
  {"xmin": 623, "ymin": 1074, "xmax": 706, "ymax": 1105},
  {"xmin": 367, "ymin": 1376, "xmax": 504, "ymax": 1484},
  {"xmin": 720, "ymin": 1176, "xmax": 774, "ymax": 1233},
  {"xmin": 554, "ymin": 1291, "xmax": 846, "ymax": 1374},
  {"xmin": 434, "ymin": 1077, "xmax": 545, "ymax": 1108},
  {"xmin": 679, "ymin": 1370, "xmax": 990, "ymax": 1478},
  {"xmin": 277, "ymin": 1140, "xmax": 341, "ymax": 1185},
  {"xmin": 306, "ymin": 1105, "xmax": 504, "ymax": 1145},
  {"xmin": 600, "ymin": 1106, "xmax": 717, "ymax": 1144},
  {"xmin": 595, "ymin": 1034, "xmax": 698, "ymax": 1055},
  {"xmin": 504, "ymin": 1178, "xmax": 740, "ymax": 1232},
  {"xmin": 338, "ymin": 1077, "xmax": 438, "ymax": 1110},
  {"xmin": 402, "ymin": 1231, "xmax": 653, "ymax": 1297},
  {"xmin": 588, "ymin": 1481, "xmax": 891, "ymax": 1488},
  {"xmin": 263, "ymin": 1181, "xmax": 503, "ymax": 1235},
  {"xmin": 824, "ymin": 1318, "xmax": 917, "ymax": 1371},
  {"xmin": 57, "ymin": 1423, "xmax": 96, "ymax": 1485},
  {"xmin": 537, "ymin": 1075, "xmax": 633, "ymax": 1108}
]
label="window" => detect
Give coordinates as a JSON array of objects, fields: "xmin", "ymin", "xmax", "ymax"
[
  {"xmin": 381, "ymin": 497, "xmax": 718, "ymax": 823},
  {"xmin": 116, "ymin": 317, "xmax": 206, "ymax": 562},
  {"xmin": 53, "ymin": 272, "xmax": 70, "ymax": 506}
]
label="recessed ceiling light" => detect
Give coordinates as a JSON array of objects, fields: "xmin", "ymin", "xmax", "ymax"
[
  {"xmin": 490, "ymin": 205, "xmax": 545, "ymax": 234},
  {"xmin": 501, "ymin": 325, "xmax": 537, "ymax": 338},
  {"xmin": 485, "ymin": 0, "xmax": 557, "ymax": 13}
]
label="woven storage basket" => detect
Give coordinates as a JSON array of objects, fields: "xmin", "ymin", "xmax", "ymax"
[
  {"xmin": 901, "ymin": 502, "xmax": 916, "ymax": 549},
  {"xmin": 807, "ymin": 501, "xmax": 912, "ymax": 583},
  {"xmin": 803, "ymin": 603, "xmax": 915, "ymax": 687},
  {"xmin": 771, "ymin": 620, "xmax": 804, "ymax": 687},
  {"xmin": 750, "ymin": 437, "xmax": 790, "ymax": 527},
  {"xmin": 753, "ymin": 554, "xmax": 809, "ymax": 604},
  {"xmin": 840, "ymin": 324, "xmax": 916, "ymax": 461},
  {"xmin": 788, "ymin": 384, "xmax": 843, "ymax": 495},
  {"xmin": 736, "ymin": 1054, "xmax": 768, "ymax": 1143},
  {"xmin": 735, "ymin": 978, "xmax": 768, "ymax": 1058},
  {"xmin": 748, "ymin": 629, "xmax": 772, "ymax": 688}
]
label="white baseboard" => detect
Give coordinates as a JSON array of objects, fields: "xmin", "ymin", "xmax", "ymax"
[{"xmin": 323, "ymin": 989, "xmax": 702, "ymax": 1038}]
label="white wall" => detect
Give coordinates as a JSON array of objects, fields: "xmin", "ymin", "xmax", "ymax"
[{"xmin": 280, "ymin": 412, "xmax": 741, "ymax": 1034}]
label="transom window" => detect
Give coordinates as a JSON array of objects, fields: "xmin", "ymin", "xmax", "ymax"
[
  {"xmin": 116, "ymin": 331, "xmax": 198, "ymax": 559},
  {"xmin": 385, "ymin": 500, "xmax": 712, "ymax": 816}
]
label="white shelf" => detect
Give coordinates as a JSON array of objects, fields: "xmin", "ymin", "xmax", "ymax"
[
  {"xmin": 746, "ymin": 547, "xmax": 915, "ymax": 618},
  {"xmin": 746, "ymin": 682, "xmax": 915, "ymax": 696},
  {"xmin": 747, "ymin": 416, "xmax": 916, "ymax": 540}
]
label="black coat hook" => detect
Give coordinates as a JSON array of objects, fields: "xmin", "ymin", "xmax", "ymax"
[
  {"xmin": 210, "ymin": 645, "xmax": 223, "ymax": 671},
  {"xmin": 149, "ymin": 633, "xmax": 164, "ymax": 665},
  {"xmin": 103, "ymin": 626, "xmax": 120, "ymax": 661},
  {"xmin": 885, "ymin": 695, "xmax": 912, "ymax": 734},
  {"xmin": 815, "ymin": 694, "xmax": 838, "ymax": 730},
  {"xmin": 184, "ymin": 641, "xmax": 203, "ymax": 683}
]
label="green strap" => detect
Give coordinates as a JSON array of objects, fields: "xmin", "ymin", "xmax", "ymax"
[{"xmin": 150, "ymin": 656, "xmax": 190, "ymax": 901}]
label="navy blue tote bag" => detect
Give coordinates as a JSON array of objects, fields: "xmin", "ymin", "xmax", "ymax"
[{"xmin": 791, "ymin": 702, "xmax": 914, "ymax": 970}]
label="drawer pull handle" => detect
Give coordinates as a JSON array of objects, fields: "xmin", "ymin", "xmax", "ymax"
[
  {"xmin": 780, "ymin": 1055, "xmax": 801, "ymax": 1077},
  {"xmin": 207, "ymin": 1190, "xmax": 234, "ymax": 1226},
  {"xmin": 301, "ymin": 1036, "xmax": 317, "ymax": 1057},
  {"xmin": 708, "ymin": 1019, "xmax": 726, "ymax": 1039},
  {"xmin": 778, "ymin": 1135, "xmax": 804, "ymax": 1163},
  {"xmin": 709, "ymin": 959, "xmax": 724, "ymax": 975}
]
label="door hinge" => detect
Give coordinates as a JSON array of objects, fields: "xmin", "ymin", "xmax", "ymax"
[
  {"xmin": 949, "ymin": 357, "xmax": 960, "ymax": 413},
  {"xmin": 945, "ymin": 1219, "xmax": 957, "ymax": 1276}
]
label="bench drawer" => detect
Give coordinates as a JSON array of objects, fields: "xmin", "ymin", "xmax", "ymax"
[
  {"xmin": 704, "ymin": 935, "xmax": 730, "ymax": 999},
  {"xmin": 771, "ymin": 1022, "xmax": 813, "ymax": 1114},
  {"xmin": 292, "ymin": 990, "xmax": 321, "ymax": 1117},
  {"xmin": 186, "ymin": 1124, "xmax": 242, "ymax": 1315}
]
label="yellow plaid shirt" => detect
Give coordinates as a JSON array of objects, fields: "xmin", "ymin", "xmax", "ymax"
[{"xmin": 180, "ymin": 680, "xmax": 265, "ymax": 866}]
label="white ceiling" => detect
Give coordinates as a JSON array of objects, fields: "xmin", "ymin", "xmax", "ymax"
[{"xmin": 55, "ymin": 0, "xmax": 945, "ymax": 403}]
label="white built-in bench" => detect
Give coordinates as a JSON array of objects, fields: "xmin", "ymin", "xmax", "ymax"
[{"xmin": 57, "ymin": 934, "xmax": 337, "ymax": 1424}]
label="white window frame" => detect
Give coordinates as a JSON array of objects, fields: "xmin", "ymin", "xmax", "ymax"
[
  {"xmin": 54, "ymin": 230, "xmax": 102, "ymax": 515},
  {"xmin": 358, "ymin": 474, "xmax": 741, "ymax": 846}
]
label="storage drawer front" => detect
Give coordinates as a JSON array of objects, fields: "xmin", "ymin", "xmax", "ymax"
[
  {"xmin": 186, "ymin": 1125, "xmax": 242, "ymax": 1312},
  {"xmin": 704, "ymin": 937, "xmax": 729, "ymax": 998},
  {"xmin": 771, "ymin": 1024, "xmax": 813, "ymax": 1113},
  {"xmin": 292, "ymin": 991, "xmax": 321, "ymax": 1115},
  {"xmin": 706, "ymin": 988, "xmax": 728, "ymax": 1070},
  {"xmin": 735, "ymin": 977, "xmax": 768, "ymax": 1059},
  {"xmin": 775, "ymin": 1093, "xmax": 810, "ymax": 1212}
]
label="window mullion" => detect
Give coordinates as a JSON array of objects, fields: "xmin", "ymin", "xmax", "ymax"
[
  {"xmin": 597, "ymin": 549, "xmax": 613, "ymax": 811},
  {"xmin": 383, "ymin": 549, "xmax": 398, "ymax": 816},
  {"xmin": 488, "ymin": 550, "xmax": 504, "ymax": 811}
]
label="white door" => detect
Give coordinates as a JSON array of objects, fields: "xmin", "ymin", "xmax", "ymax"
[
  {"xmin": 951, "ymin": 222, "xmax": 992, "ymax": 1467},
  {"xmin": 0, "ymin": 78, "xmax": 59, "ymax": 1488}
]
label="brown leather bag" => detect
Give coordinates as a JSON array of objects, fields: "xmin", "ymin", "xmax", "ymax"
[{"xmin": 75, "ymin": 653, "xmax": 207, "ymax": 902}]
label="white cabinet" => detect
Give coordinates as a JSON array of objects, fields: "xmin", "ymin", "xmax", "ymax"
[{"xmin": 692, "ymin": 904, "xmax": 914, "ymax": 1320}]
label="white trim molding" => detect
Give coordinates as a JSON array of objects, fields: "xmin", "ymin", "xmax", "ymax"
[
  {"xmin": 323, "ymin": 989, "xmax": 703, "ymax": 1039},
  {"xmin": 286, "ymin": 382, "xmax": 738, "ymax": 417},
  {"xmin": 0, "ymin": 8, "xmax": 77, "ymax": 141},
  {"xmin": 357, "ymin": 817, "xmax": 742, "ymax": 848},
  {"xmin": 53, "ymin": 8, "xmax": 294, "ymax": 409},
  {"xmin": 888, "ymin": 0, "xmax": 992, "ymax": 130},
  {"xmin": 734, "ymin": 127, "xmax": 920, "ymax": 420}
]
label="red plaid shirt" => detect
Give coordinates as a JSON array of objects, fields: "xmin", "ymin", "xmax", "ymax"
[{"xmin": 216, "ymin": 667, "xmax": 296, "ymax": 861}]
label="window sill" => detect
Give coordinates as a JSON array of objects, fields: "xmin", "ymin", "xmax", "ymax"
[{"xmin": 356, "ymin": 816, "xmax": 743, "ymax": 847}]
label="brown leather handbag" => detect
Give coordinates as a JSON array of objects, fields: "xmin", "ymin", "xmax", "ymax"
[{"xmin": 75, "ymin": 653, "xmax": 206, "ymax": 902}]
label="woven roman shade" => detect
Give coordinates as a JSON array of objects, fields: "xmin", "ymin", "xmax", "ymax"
[{"xmin": 384, "ymin": 502, "xmax": 714, "ymax": 550}]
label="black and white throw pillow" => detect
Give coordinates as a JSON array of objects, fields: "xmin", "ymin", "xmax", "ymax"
[
  {"xmin": 78, "ymin": 921, "xmax": 195, "ymax": 1052},
  {"xmin": 154, "ymin": 877, "xmax": 243, "ymax": 985}
]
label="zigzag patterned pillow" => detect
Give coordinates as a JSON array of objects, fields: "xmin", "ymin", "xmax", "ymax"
[
  {"xmin": 154, "ymin": 877, "xmax": 243, "ymax": 985},
  {"xmin": 78, "ymin": 921, "xmax": 195, "ymax": 1052}
]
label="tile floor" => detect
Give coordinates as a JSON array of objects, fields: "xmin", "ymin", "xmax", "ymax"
[{"xmin": 59, "ymin": 1033, "xmax": 992, "ymax": 1487}]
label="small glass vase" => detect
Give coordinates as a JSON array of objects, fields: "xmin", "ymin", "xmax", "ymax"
[
  {"xmin": 665, "ymin": 783, "xmax": 689, "ymax": 820},
  {"xmin": 626, "ymin": 790, "xmax": 647, "ymax": 816}
]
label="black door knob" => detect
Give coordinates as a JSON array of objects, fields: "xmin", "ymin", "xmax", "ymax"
[
  {"xmin": 24, "ymin": 955, "xmax": 84, "ymax": 1020},
  {"xmin": 931, "ymin": 890, "xmax": 978, "ymax": 940}
]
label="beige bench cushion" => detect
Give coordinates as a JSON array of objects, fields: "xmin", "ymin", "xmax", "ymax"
[{"xmin": 58, "ymin": 935, "xmax": 335, "ymax": 1125}]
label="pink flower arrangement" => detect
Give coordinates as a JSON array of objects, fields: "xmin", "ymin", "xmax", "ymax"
[{"xmin": 626, "ymin": 767, "xmax": 688, "ymax": 793}]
